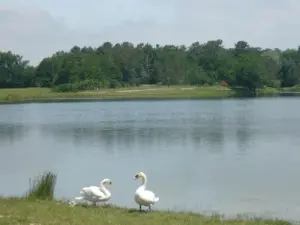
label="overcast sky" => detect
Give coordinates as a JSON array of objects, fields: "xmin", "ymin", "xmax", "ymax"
[{"xmin": 1, "ymin": 0, "xmax": 299, "ymax": 65}]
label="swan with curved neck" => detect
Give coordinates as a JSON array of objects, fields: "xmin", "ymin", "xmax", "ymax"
[
  {"xmin": 134, "ymin": 172, "xmax": 159, "ymax": 211},
  {"xmin": 74, "ymin": 178, "xmax": 112, "ymax": 206}
]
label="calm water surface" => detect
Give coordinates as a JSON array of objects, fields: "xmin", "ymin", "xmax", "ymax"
[{"xmin": 1, "ymin": 97, "xmax": 300, "ymax": 220}]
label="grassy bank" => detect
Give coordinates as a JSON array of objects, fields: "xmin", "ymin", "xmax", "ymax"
[
  {"xmin": 281, "ymin": 84, "xmax": 300, "ymax": 92},
  {"xmin": 0, "ymin": 85, "xmax": 285, "ymax": 104},
  {"xmin": 0, "ymin": 85, "xmax": 289, "ymax": 104},
  {"xmin": 0, "ymin": 198, "xmax": 291, "ymax": 225},
  {"xmin": 0, "ymin": 85, "xmax": 232, "ymax": 103}
]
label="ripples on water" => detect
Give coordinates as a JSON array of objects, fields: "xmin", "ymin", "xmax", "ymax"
[{"xmin": 0, "ymin": 97, "xmax": 300, "ymax": 220}]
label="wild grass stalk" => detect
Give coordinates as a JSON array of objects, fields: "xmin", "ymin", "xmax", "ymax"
[{"xmin": 26, "ymin": 171, "xmax": 57, "ymax": 200}]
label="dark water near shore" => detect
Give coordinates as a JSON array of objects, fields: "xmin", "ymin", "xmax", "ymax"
[{"xmin": 1, "ymin": 97, "xmax": 300, "ymax": 220}]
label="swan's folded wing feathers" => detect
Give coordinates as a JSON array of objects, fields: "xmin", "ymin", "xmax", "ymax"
[
  {"xmin": 80, "ymin": 187, "xmax": 92, "ymax": 195},
  {"xmin": 142, "ymin": 190, "xmax": 157, "ymax": 202},
  {"xmin": 89, "ymin": 186, "xmax": 106, "ymax": 199},
  {"xmin": 80, "ymin": 186, "xmax": 105, "ymax": 199}
]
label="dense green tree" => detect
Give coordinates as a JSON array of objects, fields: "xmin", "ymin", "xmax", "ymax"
[
  {"xmin": 0, "ymin": 51, "xmax": 35, "ymax": 88},
  {"xmin": 1, "ymin": 40, "xmax": 300, "ymax": 92}
]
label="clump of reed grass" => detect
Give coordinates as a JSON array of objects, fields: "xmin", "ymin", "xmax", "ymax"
[{"xmin": 26, "ymin": 171, "xmax": 57, "ymax": 200}]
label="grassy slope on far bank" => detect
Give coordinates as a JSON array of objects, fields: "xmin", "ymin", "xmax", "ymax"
[
  {"xmin": 0, "ymin": 85, "xmax": 232, "ymax": 103},
  {"xmin": 0, "ymin": 85, "xmax": 282, "ymax": 103},
  {"xmin": 0, "ymin": 198, "xmax": 290, "ymax": 225}
]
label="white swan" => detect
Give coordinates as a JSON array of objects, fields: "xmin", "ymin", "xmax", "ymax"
[
  {"xmin": 134, "ymin": 172, "xmax": 159, "ymax": 211},
  {"xmin": 74, "ymin": 178, "xmax": 112, "ymax": 206}
]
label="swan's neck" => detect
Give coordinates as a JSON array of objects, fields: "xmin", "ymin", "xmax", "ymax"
[
  {"xmin": 140, "ymin": 175, "xmax": 147, "ymax": 189},
  {"xmin": 100, "ymin": 183, "xmax": 111, "ymax": 196}
]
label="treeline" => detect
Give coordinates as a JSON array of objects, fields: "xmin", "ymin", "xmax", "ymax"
[{"xmin": 1, "ymin": 40, "xmax": 300, "ymax": 92}]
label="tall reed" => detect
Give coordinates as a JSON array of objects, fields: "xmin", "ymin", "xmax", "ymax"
[{"xmin": 26, "ymin": 171, "xmax": 57, "ymax": 200}]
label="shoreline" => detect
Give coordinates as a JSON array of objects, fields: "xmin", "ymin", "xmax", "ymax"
[
  {"xmin": 0, "ymin": 94, "xmax": 295, "ymax": 105},
  {"xmin": 0, "ymin": 86, "xmax": 299, "ymax": 104},
  {"xmin": 0, "ymin": 198, "xmax": 292, "ymax": 225},
  {"xmin": 0, "ymin": 95, "xmax": 237, "ymax": 104}
]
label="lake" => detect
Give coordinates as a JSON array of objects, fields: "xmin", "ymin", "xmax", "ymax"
[{"xmin": 0, "ymin": 97, "xmax": 300, "ymax": 220}]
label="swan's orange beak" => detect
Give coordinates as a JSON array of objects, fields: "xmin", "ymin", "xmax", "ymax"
[{"xmin": 134, "ymin": 175, "xmax": 138, "ymax": 180}]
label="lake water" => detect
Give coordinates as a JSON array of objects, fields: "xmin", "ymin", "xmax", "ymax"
[{"xmin": 1, "ymin": 97, "xmax": 300, "ymax": 220}]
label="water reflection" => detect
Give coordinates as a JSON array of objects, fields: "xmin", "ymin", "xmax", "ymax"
[
  {"xmin": 0, "ymin": 123, "xmax": 27, "ymax": 144},
  {"xmin": 234, "ymin": 101, "xmax": 254, "ymax": 154},
  {"xmin": 38, "ymin": 119, "xmax": 226, "ymax": 155}
]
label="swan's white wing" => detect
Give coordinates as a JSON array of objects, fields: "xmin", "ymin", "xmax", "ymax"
[
  {"xmin": 89, "ymin": 187, "xmax": 106, "ymax": 199},
  {"xmin": 140, "ymin": 190, "xmax": 157, "ymax": 202},
  {"xmin": 81, "ymin": 186, "xmax": 105, "ymax": 199}
]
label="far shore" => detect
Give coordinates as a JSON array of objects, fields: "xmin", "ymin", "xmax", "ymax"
[{"xmin": 0, "ymin": 85, "xmax": 299, "ymax": 104}]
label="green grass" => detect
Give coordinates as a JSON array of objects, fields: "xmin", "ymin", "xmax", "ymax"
[
  {"xmin": 281, "ymin": 84, "xmax": 300, "ymax": 92},
  {"xmin": 0, "ymin": 198, "xmax": 291, "ymax": 225},
  {"xmin": 0, "ymin": 85, "xmax": 292, "ymax": 104},
  {"xmin": 0, "ymin": 85, "xmax": 233, "ymax": 103},
  {"xmin": 26, "ymin": 171, "xmax": 57, "ymax": 200}
]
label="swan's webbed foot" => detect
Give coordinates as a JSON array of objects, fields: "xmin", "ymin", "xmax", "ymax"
[
  {"xmin": 139, "ymin": 205, "xmax": 142, "ymax": 212},
  {"xmin": 148, "ymin": 205, "xmax": 151, "ymax": 212}
]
